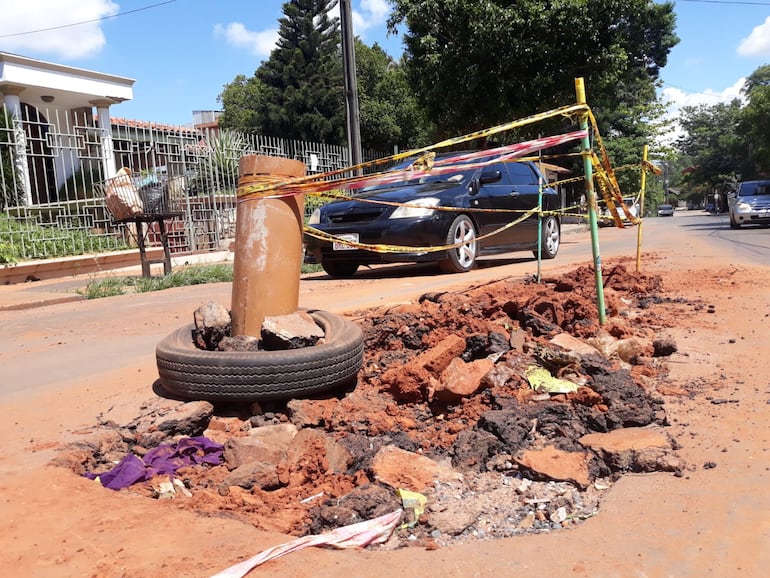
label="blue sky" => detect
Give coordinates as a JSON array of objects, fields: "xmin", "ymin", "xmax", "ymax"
[{"xmin": 1, "ymin": 0, "xmax": 769, "ymax": 132}]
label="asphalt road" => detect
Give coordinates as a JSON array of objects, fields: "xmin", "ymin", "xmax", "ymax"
[{"xmin": 672, "ymin": 211, "xmax": 770, "ymax": 266}]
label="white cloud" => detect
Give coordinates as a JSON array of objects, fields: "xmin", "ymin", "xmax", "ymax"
[
  {"xmin": 661, "ymin": 78, "xmax": 745, "ymax": 113},
  {"xmin": 352, "ymin": 0, "xmax": 390, "ymax": 37},
  {"xmin": 213, "ymin": 22, "xmax": 279, "ymax": 59},
  {"xmin": 0, "ymin": 0, "xmax": 117, "ymax": 59},
  {"xmin": 737, "ymin": 16, "xmax": 770, "ymax": 57},
  {"xmin": 658, "ymin": 78, "xmax": 746, "ymax": 145},
  {"xmin": 216, "ymin": 1, "xmax": 392, "ymax": 60}
]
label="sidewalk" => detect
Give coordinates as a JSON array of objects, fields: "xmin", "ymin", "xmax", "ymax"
[
  {"xmin": 1, "ymin": 223, "xmax": 588, "ymax": 312},
  {"xmin": 0, "ymin": 249, "xmax": 233, "ymax": 311}
]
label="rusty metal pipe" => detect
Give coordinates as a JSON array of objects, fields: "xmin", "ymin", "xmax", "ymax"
[{"xmin": 231, "ymin": 155, "xmax": 306, "ymax": 337}]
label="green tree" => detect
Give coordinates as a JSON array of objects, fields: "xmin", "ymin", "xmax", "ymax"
[
  {"xmin": 739, "ymin": 64, "xmax": 770, "ymax": 176},
  {"xmin": 219, "ymin": 4, "xmax": 428, "ymax": 151},
  {"xmin": 676, "ymin": 100, "xmax": 748, "ymax": 193},
  {"xmin": 254, "ymin": 0, "xmax": 345, "ymax": 144},
  {"xmin": 387, "ymin": 0, "xmax": 678, "ymax": 145},
  {"xmin": 355, "ymin": 40, "xmax": 428, "ymax": 150},
  {"xmin": 218, "ymin": 74, "xmax": 265, "ymax": 131}
]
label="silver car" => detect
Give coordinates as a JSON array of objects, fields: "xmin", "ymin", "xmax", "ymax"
[
  {"xmin": 657, "ymin": 204, "xmax": 674, "ymax": 217},
  {"xmin": 729, "ymin": 180, "xmax": 770, "ymax": 229}
]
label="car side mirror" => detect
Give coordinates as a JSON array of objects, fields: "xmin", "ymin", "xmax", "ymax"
[{"xmin": 479, "ymin": 170, "xmax": 502, "ymax": 185}]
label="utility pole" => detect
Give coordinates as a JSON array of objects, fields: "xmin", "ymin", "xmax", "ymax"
[{"xmin": 340, "ymin": 0, "xmax": 363, "ymax": 174}]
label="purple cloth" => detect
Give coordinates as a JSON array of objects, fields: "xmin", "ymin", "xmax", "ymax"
[{"xmin": 85, "ymin": 436, "xmax": 224, "ymax": 491}]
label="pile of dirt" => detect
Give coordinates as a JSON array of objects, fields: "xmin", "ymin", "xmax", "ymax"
[{"xmin": 55, "ymin": 261, "xmax": 698, "ymax": 549}]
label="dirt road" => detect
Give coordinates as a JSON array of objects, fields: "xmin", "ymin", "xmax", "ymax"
[{"xmin": 1, "ymin": 213, "xmax": 769, "ymax": 577}]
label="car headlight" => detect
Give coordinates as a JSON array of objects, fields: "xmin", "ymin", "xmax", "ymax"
[
  {"xmin": 390, "ymin": 197, "xmax": 440, "ymax": 219},
  {"xmin": 307, "ymin": 207, "xmax": 321, "ymax": 225},
  {"xmin": 736, "ymin": 201, "xmax": 752, "ymax": 212}
]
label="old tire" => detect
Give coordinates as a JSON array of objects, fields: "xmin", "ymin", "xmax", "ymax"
[{"xmin": 156, "ymin": 310, "xmax": 363, "ymax": 403}]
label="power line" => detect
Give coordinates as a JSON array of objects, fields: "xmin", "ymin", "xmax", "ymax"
[{"xmin": 0, "ymin": 0, "xmax": 177, "ymax": 39}]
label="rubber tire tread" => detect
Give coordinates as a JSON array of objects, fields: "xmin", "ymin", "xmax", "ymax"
[{"xmin": 155, "ymin": 310, "xmax": 363, "ymax": 402}]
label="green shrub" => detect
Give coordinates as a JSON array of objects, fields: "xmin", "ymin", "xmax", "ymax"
[{"xmin": 0, "ymin": 214, "xmax": 129, "ymax": 262}]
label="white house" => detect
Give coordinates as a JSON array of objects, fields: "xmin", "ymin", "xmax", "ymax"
[{"xmin": 0, "ymin": 51, "xmax": 134, "ymax": 205}]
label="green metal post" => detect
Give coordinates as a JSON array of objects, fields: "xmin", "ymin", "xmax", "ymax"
[
  {"xmin": 575, "ymin": 78, "xmax": 607, "ymax": 324},
  {"xmin": 536, "ymin": 160, "xmax": 544, "ymax": 283}
]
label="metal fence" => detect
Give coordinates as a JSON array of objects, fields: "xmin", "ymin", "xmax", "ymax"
[{"xmin": 0, "ymin": 103, "xmax": 390, "ymax": 263}]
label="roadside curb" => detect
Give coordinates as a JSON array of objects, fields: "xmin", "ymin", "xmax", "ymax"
[
  {"xmin": 1, "ymin": 250, "xmax": 234, "ymax": 312},
  {"xmin": 0, "ymin": 292, "xmax": 85, "ymax": 312},
  {"xmin": 0, "ymin": 226, "xmax": 588, "ymax": 312}
]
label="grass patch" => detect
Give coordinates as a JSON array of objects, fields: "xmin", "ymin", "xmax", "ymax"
[
  {"xmin": 134, "ymin": 263, "xmax": 235, "ymax": 293},
  {"xmin": 79, "ymin": 262, "xmax": 324, "ymax": 299},
  {"xmin": 80, "ymin": 276, "xmax": 128, "ymax": 299}
]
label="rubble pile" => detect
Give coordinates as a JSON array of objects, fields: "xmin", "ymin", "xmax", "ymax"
[{"xmin": 56, "ymin": 261, "xmax": 695, "ymax": 548}]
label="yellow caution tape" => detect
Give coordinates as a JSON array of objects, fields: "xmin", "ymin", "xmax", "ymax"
[
  {"xmin": 235, "ymin": 99, "xmax": 657, "ymax": 235},
  {"xmin": 236, "ymin": 104, "xmax": 590, "ymax": 201}
]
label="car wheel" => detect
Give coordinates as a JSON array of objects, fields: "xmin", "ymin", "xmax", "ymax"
[
  {"xmin": 439, "ymin": 214, "xmax": 477, "ymax": 273},
  {"xmin": 534, "ymin": 215, "xmax": 560, "ymax": 259},
  {"xmin": 729, "ymin": 212, "xmax": 741, "ymax": 229},
  {"xmin": 155, "ymin": 310, "xmax": 364, "ymax": 403},
  {"xmin": 321, "ymin": 261, "xmax": 359, "ymax": 278}
]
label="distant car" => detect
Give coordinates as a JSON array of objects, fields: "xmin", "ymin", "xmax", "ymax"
[
  {"xmin": 599, "ymin": 197, "xmax": 640, "ymax": 226},
  {"xmin": 657, "ymin": 204, "xmax": 674, "ymax": 217},
  {"xmin": 728, "ymin": 180, "xmax": 770, "ymax": 228},
  {"xmin": 304, "ymin": 152, "xmax": 562, "ymax": 278}
]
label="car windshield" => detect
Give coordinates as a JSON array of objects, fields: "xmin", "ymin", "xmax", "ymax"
[{"xmin": 739, "ymin": 182, "xmax": 770, "ymax": 196}]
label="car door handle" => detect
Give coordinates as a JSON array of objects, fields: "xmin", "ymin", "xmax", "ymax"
[{"xmin": 509, "ymin": 189, "xmax": 520, "ymax": 197}]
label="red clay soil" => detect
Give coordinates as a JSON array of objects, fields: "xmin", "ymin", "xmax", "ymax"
[
  {"xmin": 50, "ymin": 262, "xmax": 671, "ymax": 537},
  {"xmin": 2, "ymin": 251, "xmax": 770, "ymax": 577}
]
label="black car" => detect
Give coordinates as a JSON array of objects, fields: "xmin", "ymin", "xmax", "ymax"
[{"xmin": 304, "ymin": 152, "xmax": 562, "ymax": 278}]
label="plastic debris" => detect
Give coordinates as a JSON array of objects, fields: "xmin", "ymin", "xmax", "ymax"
[
  {"xmin": 211, "ymin": 509, "xmax": 403, "ymax": 578},
  {"xmin": 397, "ymin": 488, "xmax": 427, "ymax": 528},
  {"xmin": 525, "ymin": 365, "xmax": 579, "ymax": 394},
  {"xmin": 153, "ymin": 476, "xmax": 192, "ymax": 499}
]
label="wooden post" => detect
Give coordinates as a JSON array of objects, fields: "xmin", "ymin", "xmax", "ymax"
[
  {"xmin": 231, "ymin": 155, "xmax": 306, "ymax": 337},
  {"xmin": 636, "ymin": 144, "xmax": 649, "ymax": 272}
]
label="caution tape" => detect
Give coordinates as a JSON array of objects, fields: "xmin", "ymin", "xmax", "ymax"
[
  {"xmin": 303, "ymin": 196, "xmax": 644, "ymax": 255},
  {"xmin": 234, "ymin": 102, "xmax": 658, "ymax": 233},
  {"xmin": 237, "ymin": 129, "xmax": 589, "ymax": 202},
  {"xmin": 235, "ymin": 105, "xmax": 591, "ymax": 201}
]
